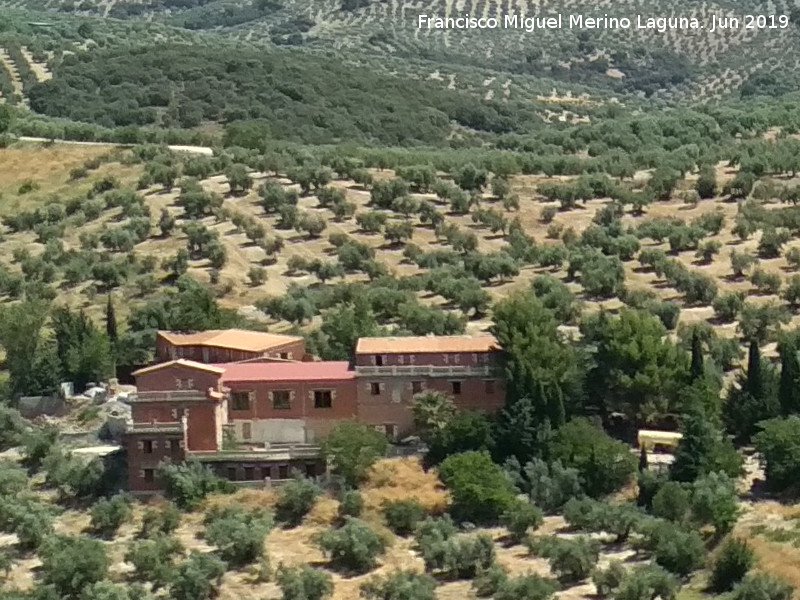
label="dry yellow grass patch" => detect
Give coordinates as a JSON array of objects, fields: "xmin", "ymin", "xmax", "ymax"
[
  {"xmin": 748, "ymin": 536, "xmax": 800, "ymax": 592},
  {"xmin": 0, "ymin": 143, "xmax": 106, "ymax": 192},
  {"xmin": 361, "ymin": 457, "xmax": 450, "ymax": 515}
]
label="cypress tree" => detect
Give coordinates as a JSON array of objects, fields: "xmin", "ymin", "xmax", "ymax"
[
  {"xmin": 745, "ymin": 340, "xmax": 764, "ymax": 401},
  {"xmin": 639, "ymin": 446, "xmax": 649, "ymax": 472},
  {"xmin": 105, "ymin": 294, "xmax": 117, "ymax": 342},
  {"xmin": 690, "ymin": 329, "xmax": 704, "ymax": 382},
  {"xmin": 778, "ymin": 337, "xmax": 800, "ymax": 416},
  {"xmin": 546, "ymin": 385, "xmax": 566, "ymax": 429}
]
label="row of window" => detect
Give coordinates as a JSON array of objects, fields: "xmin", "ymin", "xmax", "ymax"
[
  {"xmin": 230, "ymin": 390, "xmax": 333, "ymax": 411},
  {"xmin": 137, "ymin": 439, "xmax": 184, "ymax": 454},
  {"xmin": 369, "ymin": 380, "xmax": 495, "ymax": 396},
  {"xmin": 371, "ymin": 353, "xmax": 490, "ymax": 366},
  {"xmin": 169, "ymin": 347, "xmax": 293, "ymax": 361}
]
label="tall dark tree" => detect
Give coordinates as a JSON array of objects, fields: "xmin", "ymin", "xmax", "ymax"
[
  {"xmin": 105, "ymin": 294, "xmax": 118, "ymax": 343},
  {"xmin": 690, "ymin": 330, "xmax": 704, "ymax": 382},
  {"xmin": 778, "ymin": 337, "xmax": 800, "ymax": 416},
  {"xmin": 639, "ymin": 446, "xmax": 649, "ymax": 472},
  {"xmin": 491, "ymin": 292, "xmax": 582, "ymax": 418},
  {"xmin": 671, "ymin": 408, "xmax": 742, "ymax": 483},
  {"xmin": 494, "ymin": 396, "xmax": 550, "ymax": 465},
  {"xmin": 746, "ymin": 340, "xmax": 764, "ymax": 401}
]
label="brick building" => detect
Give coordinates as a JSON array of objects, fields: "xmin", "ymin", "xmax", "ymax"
[
  {"xmin": 354, "ymin": 335, "xmax": 504, "ymax": 438},
  {"xmin": 125, "ymin": 332, "xmax": 505, "ymax": 494},
  {"xmin": 156, "ymin": 329, "xmax": 306, "ymax": 364}
]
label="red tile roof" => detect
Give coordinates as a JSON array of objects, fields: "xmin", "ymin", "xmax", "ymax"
[
  {"xmin": 158, "ymin": 329, "xmax": 302, "ymax": 353},
  {"xmin": 218, "ymin": 361, "xmax": 354, "ymax": 383},
  {"xmin": 356, "ymin": 335, "xmax": 499, "ymax": 354}
]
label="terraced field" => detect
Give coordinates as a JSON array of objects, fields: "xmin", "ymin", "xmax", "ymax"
[{"xmin": 2, "ymin": 0, "xmax": 799, "ymax": 101}]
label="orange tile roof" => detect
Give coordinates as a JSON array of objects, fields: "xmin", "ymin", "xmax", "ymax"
[
  {"xmin": 158, "ymin": 329, "xmax": 302, "ymax": 353},
  {"xmin": 132, "ymin": 359, "xmax": 227, "ymax": 376},
  {"xmin": 356, "ymin": 335, "xmax": 499, "ymax": 355}
]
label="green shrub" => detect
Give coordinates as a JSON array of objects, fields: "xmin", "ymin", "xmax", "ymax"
[
  {"xmin": 562, "ymin": 498, "xmax": 642, "ymax": 542},
  {"xmin": 170, "ymin": 552, "xmax": 227, "ymax": 600},
  {"xmin": 548, "ymin": 419, "xmax": 637, "ymax": 498},
  {"xmin": 472, "ymin": 563, "xmax": 509, "ymax": 597},
  {"xmin": 733, "ymin": 574, "xmax": 794, "ymax": 600},
  {"xmin": 382, "ymin": 499, "xmax": 426, "ymax": 536},
  {"xmin": 652, "ymin": 527, "xmax": 706, "ymax": 576},
  {"xmin": 431, "ymin": 533, "xmax": 496, "ymax": 580},
  {"xmin": 315, "ymin": 517, "xmax": 388, "ymax": 574},
  {"xmin": 651, "ymin": 482, "xmax": 689, "ymax": 523},
  {"xmin": 495, "ymin": 573, "xmax": 559, "ymax": 600},
  {"xmin": 158, "ymin": 460, "xmax": 234, "ymax": 511},
  {"xmin": 614, "ymin": 565, "xmax": 678, "ymax": 600},
  {"xmin": 139, "ymin": 503, "xmax": 181, "ymax": 538},
  {"xmin": 690, "ymin": 472, "xmax": 740, "ymax": 535},
  {"xmin": 710, "ymin": 538, "xmax": 755, "ymax": 593},
  {"xmin": 360, "ymin": 569, "xmax": 437, "ymax": 600},
  {"xmin": 337, "ymin": 490, "xmax": 364, "ymax": 520},
  {"xmin": 438, "ymin": 451, "xmax": 517, "ymax": 524},
  {"xmin": 321, "ymin": 422, "xmax": 388, "ymax": 488},
  {"xmin": 414, "ymin": 515, "xmax": 456, "ymax": 558},
  {"xmin": 501, "ymin": 500, "xmax": 543, "ymax": 543},
  {"xmin": 90, "ymin": 495, "xmax": 133, "ymax": 539},
  {"xmin": 40, "ymin": 535, "xmax": 108, "ymax": 599},
  {"xmin": 529, "ymin": 536, "xmax": 599, "ymax": 583},
  {"xmin": 126, "ymin": 534, "xmax": 183, "ymax": 590},
  {"xmin": 276, "ymin": 564, "xmax": 333, "ymax": 600},
  {"xmin": 275, "ymin": 476, "xmax": 321, "ymax": 527},
  {"xmin": 204, "ymin": 504, "xmax": 273, "ymax": 567},
  {"xmin": 593, "ymin": 560, "xmax": 626, "ymax": 597}
]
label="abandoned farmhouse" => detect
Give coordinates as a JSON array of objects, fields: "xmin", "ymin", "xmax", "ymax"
[{"xmin": 125, "ymin": 330, "xmax": 505, "ymax": 492}]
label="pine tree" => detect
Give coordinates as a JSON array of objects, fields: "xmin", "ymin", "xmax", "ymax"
[
  {"xmin": 671, "ymin": 408, "xmax": 742, "ymax": 483},
  {"xmin": 745, "ymin": 340, "xmax": 764, "ymax": 401},
  {"xmin": 105, "ymin": 294, "xmax": 117, "ymax": 343},
  {"xmin": 690, "ymin": 330, "xmax": 704, "ymax": 382},
  {"xmin": 778, "ymin": 337, "xmax": 800, "ymax": 416}
]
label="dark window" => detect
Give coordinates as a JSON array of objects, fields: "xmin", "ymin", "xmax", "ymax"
[
  {"xmin": 278, "ymin": 465, "xmax": 289, "ymax": 479},
  {"xmin": 231, "ymin": 391, "xmax": 251, "ymax": 411},
  {"xmin": 280, "ymin": 352, "xmax": 289, "ymax": 359},
  {"xmin": 314, "ymin": 390, "xmax": 333, "ymax": 408},
  {"xmin": 451, "ymin": 381, "xmax": 462, "ymax": 395},
  {"xmin": 370, "ymin": 382, "xmax": 381, "ymax": 395},
  {"xmin": 172, "ymin": 439, "xmax": 182, "ymax": 456},
  {"xmin": 142, "ymin": 440, "xmax": 153, "ymax": 454},
  {"xmin": 385, "ymin": 424, "xmax": 396, "ymax": 440},
  {"xmin": 227, "ymin": 467, "xmax": 238, "ymax": 481},
  {"xmin": 375, "ymin": 355, "xmax": 383, "ymax": 366},
  {"xmin": 244, "ymin": 467, "xmax": 254, "ymax": 481},
  {"xmin": 142, "ymin": 469, "xmax": 154, "ymax": 483},
  {"xmin": 272, "ymin": 390, "xmax": 291, "ymax": 409},
  {"xmin": 485, "ymin": 380, "xmax": 496, "ymax": 394},
  {"xmin": 412, "ymin": 381, "xmax": 423, "ymax": 394},
  {"xmin": 305, "ymin": 463, "xmax": 317, "ymax": 478}
]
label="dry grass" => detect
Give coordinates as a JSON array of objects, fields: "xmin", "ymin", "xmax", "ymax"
[{"xmin": 361, "ymin": 456, "xmax": 450, "ymax": 515}]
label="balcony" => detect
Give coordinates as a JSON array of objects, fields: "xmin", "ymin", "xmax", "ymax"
[
  {"xmin": 354, "ymin": 364, "xmax": 494, "ymax": 378},
  {"xmin": 127, "ymin": 421, "xmax": 184, "ymax": 435},
  {"xmin": 132, "ymin": 390, "xmax": 209, "ymax": 403},
  {"xmin": 188, "ymin": 442, "xmax": 322, "ymax": 462}
]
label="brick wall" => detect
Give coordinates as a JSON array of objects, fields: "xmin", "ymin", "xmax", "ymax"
[
  {"xmin": 125, "ymin": 432, "xmax": 185, "ymax": 492},
  {"xmin": 225, "ymin": 378, "xmax": 357, "ymax": 443}
]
